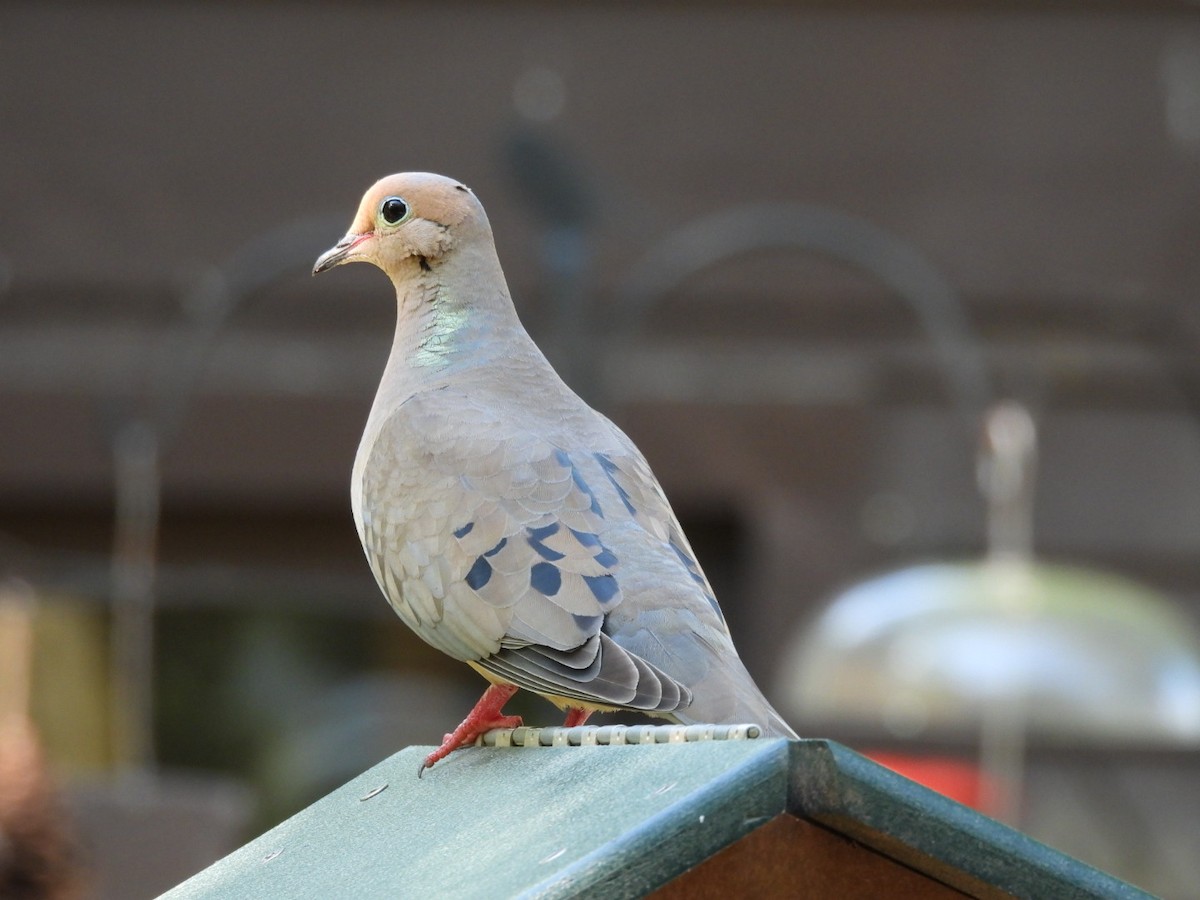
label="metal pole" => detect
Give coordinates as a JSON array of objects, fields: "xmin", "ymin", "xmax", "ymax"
[
  {"xmin": 108, "ymin": 421, "xmax": 161, "ymax": 773},
  {"xmin": 104, "ymin": 216, "xmax": 342, "ymax": 774}
]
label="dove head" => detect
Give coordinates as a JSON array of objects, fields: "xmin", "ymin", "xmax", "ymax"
[{"xmin": 313, "ymin": 173, "xmax": 491, "ymax": 279}]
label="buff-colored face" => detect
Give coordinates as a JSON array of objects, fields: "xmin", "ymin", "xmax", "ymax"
[{"xmin": 313, "ymin": 173, "xmax": 487, "ymax": 277}]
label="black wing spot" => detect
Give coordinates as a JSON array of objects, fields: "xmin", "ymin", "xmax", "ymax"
[
  {"xmin": 572, "ymin": 613, "xmax": 602, "ymax": 632},
  {"xmin": 595, "ymin": 454, "xmax": 637, "ymax": 516},
  {"xmin": 554, "ymin": 449, "xmax": 604, "ymax": 518},
  {"xmin": 669, "ymin": 536, "xmax": 725, "ymax": 623},
  {"xmin": 527, "ymin": 523, "xmax": 565, "ymax": 561},
  {"xmin": 570, "ymin": 528, "xmax": 600, "ymax": 548},
  {"xmin": 530, "ymin": 562, "xmax": 562, "ymax": 596},
  {"xmin": 466, "ymin": 556, "xmax": 492, "ymax": 590},
  {"xmin": 583, "ymin": 574, "xmax": 619, "ymax": 606}
]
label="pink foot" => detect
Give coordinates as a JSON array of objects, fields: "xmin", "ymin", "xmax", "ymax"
[
  {"xmin": 420, "ymin": 683, "xmax": 521, "ymax": 775},
  {"xmin": 563, "ymin": 708, "xmax": 592, "ymax": 728}
]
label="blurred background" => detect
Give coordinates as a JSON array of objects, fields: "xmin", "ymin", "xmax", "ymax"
[{"xmin": 3, "ymin": 3, "xmax": 1200, "ymax": 898}]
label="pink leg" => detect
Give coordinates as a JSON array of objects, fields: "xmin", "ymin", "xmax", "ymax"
[
  {"xmin": 562, "ymin": 707, "xmax": 592, "ymax": 728},
  {"xmin": 421, "ymin": 683, "xmax": 521, "ymax": 774}
]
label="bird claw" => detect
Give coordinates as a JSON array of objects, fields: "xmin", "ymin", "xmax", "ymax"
[{"xmin": 417, "ymin": 683, "xmax": 522, "ymax": 776}]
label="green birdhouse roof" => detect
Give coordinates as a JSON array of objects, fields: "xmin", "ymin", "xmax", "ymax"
[{"xmin": 161, "ymin": 732, "xmax": 1151, "ymax": 899}]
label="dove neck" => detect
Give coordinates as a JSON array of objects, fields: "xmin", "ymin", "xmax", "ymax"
[{"xmin": 384, "ymin": 242, "xmax": 539, "ymax": 385}]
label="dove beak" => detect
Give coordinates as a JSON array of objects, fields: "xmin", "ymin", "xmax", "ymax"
[{"xmin": 313, "ymin": 232, "xmax": 373, "ymax": 275}]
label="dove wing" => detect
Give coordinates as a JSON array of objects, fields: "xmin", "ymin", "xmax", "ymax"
[{"xmin": 357, "ymin": 387, "xmax": 691, "ymax": 715}]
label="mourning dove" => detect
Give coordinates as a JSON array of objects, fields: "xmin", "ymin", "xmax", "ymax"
[{"xmin": 314, "ymin": 173, "xmax": 796, "ymax": 770}]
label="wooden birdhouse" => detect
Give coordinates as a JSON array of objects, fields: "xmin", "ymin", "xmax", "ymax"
[{"xmin": 161, "ymin": 728, "xmax": 1149, "ymax": 898}]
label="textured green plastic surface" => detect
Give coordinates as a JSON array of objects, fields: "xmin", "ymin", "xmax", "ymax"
[
  {"xmin": 160, "ymin": 739, "xmax": 788, "ymax": 899},
  {"xmin": 785, "ymin": 741, "xmax": 1155, "ymax": 900},
  {"xmin": 161, "ymin": 738, "xmax": 1154, "ymax": 900}
]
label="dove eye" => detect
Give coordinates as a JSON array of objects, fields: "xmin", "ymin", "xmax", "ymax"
[{"xmin": 380, "ymin": 197, "xmax": 409, "ymax": 225}]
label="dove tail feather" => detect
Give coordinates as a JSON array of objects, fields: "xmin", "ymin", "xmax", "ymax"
[
  {"xmin": 669, "ymin": 661, "xmax": 799, "ymax": 740},
  {"xmin": 476, "ymin": 633, "xmax": 692, "ymax": 715}
]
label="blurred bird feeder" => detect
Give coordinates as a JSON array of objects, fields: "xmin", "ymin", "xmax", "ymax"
[{"xmin": 778, "ymin": 402, "xmax": 1200, "ymax": 823}]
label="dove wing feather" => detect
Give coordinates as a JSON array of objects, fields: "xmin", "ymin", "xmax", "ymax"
[{"xmin": 357, "ymin": 386, "xmax": 692, "ymax": 714}]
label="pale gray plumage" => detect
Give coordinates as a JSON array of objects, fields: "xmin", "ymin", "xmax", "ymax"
[{"xmin": 314, "ymin": 172, "xmax": 796, "ymax": 742}]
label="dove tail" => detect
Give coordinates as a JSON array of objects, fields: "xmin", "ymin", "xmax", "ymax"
[
  {"xmin": 476, "ymin": 633, "xmax": 693, "ymax": 716},
  {"xmin": 671, "ymin": 656, "xmax": 799, "ymax": 740}
]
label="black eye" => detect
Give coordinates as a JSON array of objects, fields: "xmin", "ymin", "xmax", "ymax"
[{"xmin": 380, "ymin": 196, "xmax": 408, "ymax": 225}]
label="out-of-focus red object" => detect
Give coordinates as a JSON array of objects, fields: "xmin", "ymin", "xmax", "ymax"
[{"xmin": 866, "ymin": 751, "xmax": 990, "ymax": 810}]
